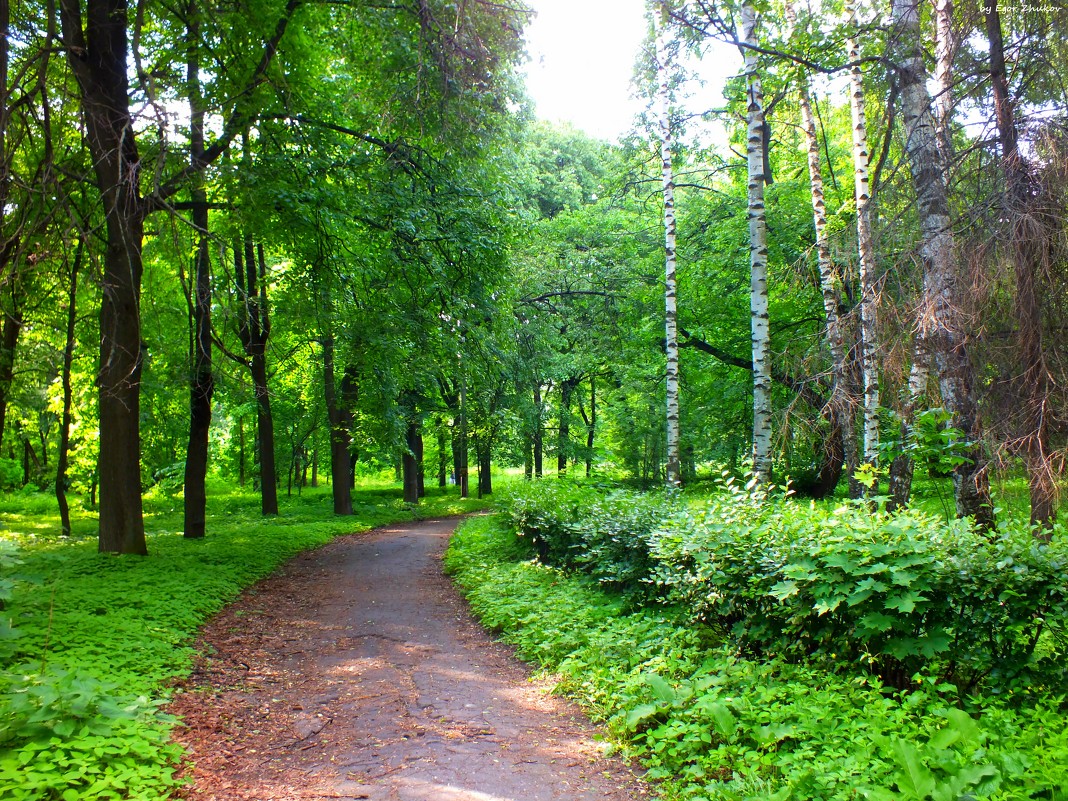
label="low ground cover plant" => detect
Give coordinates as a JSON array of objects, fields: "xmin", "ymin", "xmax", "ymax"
[
  {"xmin": 0, "ymin": 481, "xmax": 486, "ymax": 801},
  {"xmin": 470, "ymin": 482, "xmax": 1068, "ymax": 799}
]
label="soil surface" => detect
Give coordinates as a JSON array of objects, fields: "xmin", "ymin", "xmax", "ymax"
[{"xmin": 170, "ymin": 516, "xmax": 648, "ymax": 801}]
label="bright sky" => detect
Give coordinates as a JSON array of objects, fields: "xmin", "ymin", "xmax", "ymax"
[
  {"xmin": 521, "ymin": 0, "xmax": 740, "ymax": 145},
  {"xmin": 521, "ymin": 0, "xmax": 650, "ymax": 142}
]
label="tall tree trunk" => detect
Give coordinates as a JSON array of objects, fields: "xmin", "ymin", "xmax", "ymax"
[
  {"xmin": 183, "ymin": 5, "xmax": 213, "ymax": 539},
  {"xmin": 847, "ymin": 0, "xmax": 880, "ymax": 486},
  {"xmin": 986, "ymin": 0, "xmax": 1055, "ymax": 533},
  {"xmin": 891, "ymin": 0, "xmax": 994, "ymax": 528},
  {"xmin": 740, "ymin": 2, "xmax": 772, "ymax": 483},
  {"xmin": 403, "ymin": 420, "xmax": 420, "ymax": 504},
  {"xmin": 655, "ymin": 1, "xmax": 682, "ymax": 488},
  {"xmin": 0, "ymin": 300, "xmax": 19, "ymax": 456},
  {"xmin": 533, "ymin": 383, "xmax": 543, "ymax": 477},
  {"xmin": 788, "ymin": 0, "xmax": 857, "ymax": 499},
  {"xmin": 56, "ymin": 243, "xmax": 82, "ymax": 537},
  {"xmin": 458, "ymin": 371, "xmax": 468, "ymax": 498},
  {"xmin": 557, "ymin": 377, "xmax": 578, "ymax": 475},
  {"xmin": 60, "ymin": 0, "xmax": 148, "ymax": 554},
  {"xmin": 578, "ymin": 376, "xmax": 597, "ymax": 478},
  {"xmin": 322, "ymin": 333, "xmax": 353, "ymax": 515},
  {"xmin": 477, "ymin": 437, "xmax": 491, "ymax": 497},
  {"xmin": 236, "ymin": 237, "xmax": 278, "ymax": 515},
  {"xmin": 933, "ymin": 0, "xmax": 956, "ymax": 165},
  {"xmin": 437, "ymin": 418, "xmax": 448, "ymax": 487}
]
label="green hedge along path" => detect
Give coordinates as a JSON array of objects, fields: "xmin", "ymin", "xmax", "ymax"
[{"xmin": 171, "ymin": 516, "xmax": 646, "ymax": 801}]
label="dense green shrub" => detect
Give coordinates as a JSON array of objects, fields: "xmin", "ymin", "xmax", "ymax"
[
  {"xmin": 446, "ymin": 514, "xmax": 1068, "ymax": 801},
  {"xmin": 500, "ymin": 479, "xmax": 1068, "ymax": 695},
  {"xmin": 651, "ymin": 487, "xmax": 1068, "ymax": 694},
  {"xmin": 499, "ymin": 480, "xmax": 674, "ymax": 594}
]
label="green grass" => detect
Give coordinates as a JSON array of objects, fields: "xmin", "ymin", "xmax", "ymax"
[
  {"xmin": 0, "ymin": 477, "xmax": 490, "ymax": 800},
  {"xmin": 446, "ymin": 513, "xmax": 1068, "ymax": 801}
]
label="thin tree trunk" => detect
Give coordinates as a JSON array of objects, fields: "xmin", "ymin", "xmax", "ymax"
[
  {"xmin": 56, "ymin": 243, "xmax": 82, "ymax": 537},
  {"xmin": 533, "ymin": 383, "xmax": 543, "ymax": 477},
  {"xmin": 891, "ymin": 0, "xmax": 994, "ymax": 528},
  {"xmin": 986, "ymin": 0, "xmax": 1055, "ymax": 533},
  {"xmin": 183, "ymin": 5, "xmax": 213, "ymax": 538},
  {"xmin": 403, "ymin": 420, "xmax": 420, "ymax": 503},
  {"xmin": 0, "ymin": 302, "xmax": 20, "ymax": 456},
  {"xmin": 847, "ymin": 0, "xmax": 880, "ymax": 487},
  {"xmin": 933, "ymin": 0, "xmax": 956, "ymax": 165},
  {"xmin": 741, "ymin": 2, "xmax": 772, "ymax": 483},
  {"xmin": 788, "ymin": 0, "xmax": 856, "ymax": 499},
  {"xmin": 437, "ymin": 418, "xmax": 448, "ymax": 487},
  {"xmin": 322, "ymin": 333, "xmax": 353, "ymax": 515},
  {"xmin": 655, "ymin": 1, "xmax": 682, "ymax": 488},
  {"xmin": 236, "ymin": 237, "xmax": 278, "ymax": 515},
  {"xmin": 238, "ymin": 416, "xmax": 246, "ymax": 486},
  {"xmin": 458, "ymin": 371, "xmax": 468, "ymax": 498},
  {"xmin": 557, "ymin": 377, "xmax": 578, "ymax": 475},
  {"xmin": 477, "ymin": 438, "xmax": 491, "ymax": 497}
]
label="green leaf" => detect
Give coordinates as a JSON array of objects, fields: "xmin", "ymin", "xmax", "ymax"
[
  {"xmin": 858, "ymin": 612, "xmax": 896, "ymax": 633},
  {"xmin": 892, "ymin": 740, "xmax": 936, "ymax": 798},
  {"xmin": 769, "ymin": 579, "xmax": 799, "ymax": 601},
  {"xmin": 884, "ymin": 592, "xmax": 926, "ymax": 614},
  {"xmin": 625, "ymin": 704, "xmax": 660, "ymax": 730},
  {"xmin": 644, "ymin": 673, "xmax": 676, "ymax": 705}
]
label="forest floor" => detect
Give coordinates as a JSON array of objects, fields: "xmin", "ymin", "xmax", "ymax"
[{"xmin": 169, "ymin": 515, "xmax": 648, "ymax": 801}]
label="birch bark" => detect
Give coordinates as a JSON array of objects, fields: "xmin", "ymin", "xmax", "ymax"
[
  {"xmin": 655, "ymin": 0, "xmax": 682, "ymax": 488},
  {"xmin": 890, "ymin": 0, "xmax": 994, "ymax": 528},
  {"xmin": 847, "ymin": 0, "xmax": 880, "ymax": 479},
  {"xmin": 786, "ymin": 0, "xmax": 856, "ymax": 497},
  {"xmin": 740, "ymin": 2, "xmax": 772, "ymax": 483}
]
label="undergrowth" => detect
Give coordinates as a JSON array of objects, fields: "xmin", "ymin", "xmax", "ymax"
[
  {"xmin": 0, "ymin": 481, "xmax": 487, "ymax": 800},
  {"xmin": 446, "ymin": 512, "xmax": 1068, "ymax": 800}
]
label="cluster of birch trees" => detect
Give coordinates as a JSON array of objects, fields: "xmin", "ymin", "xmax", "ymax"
[{"xmin": 653, "ymin": 0, "xmax": 1067, "ymax": 532}]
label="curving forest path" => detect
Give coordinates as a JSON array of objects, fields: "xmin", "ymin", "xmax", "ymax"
[{"xmin": 171, "ymin": 516, "xmax": 647, "ymax": 801}]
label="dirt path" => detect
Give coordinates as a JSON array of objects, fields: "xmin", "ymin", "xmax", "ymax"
[{"xmin": 171, "ymin": 517, "xmax": 648, "ymax": 801}]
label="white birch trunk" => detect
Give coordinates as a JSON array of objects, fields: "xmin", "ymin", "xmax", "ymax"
[
  {"xmin": 847, "ymin": 0, "xmax": 880, "ymax": 474},
  {"xmin": 890, "ymin": 0, "xmax": 994, "ymax": 528},
  {"xmin": 655, "ymin": 1, "xmax": 682, "ymax": 488},
  {"xmin": 740, "ymin": 2, "xmax": 772, "ymax": 483},
  {"xmin": 787, "ymin": 0, "xmax": 855, "ymax": 496},
  {"xmin": 933, "ymin": 0, "xmax": 956, "ymax": 164}
]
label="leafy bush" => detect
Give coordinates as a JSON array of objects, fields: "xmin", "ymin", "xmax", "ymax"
[
  {"xmin": 446, "ymin": 514, "xmax": 1068, "ymax": 801},
  {"xmin": 500, "ymin": 478, "xmax": 1068, "ymax": 695},
  {"xmin": 499, "ymin": 480, "xmax": 674, "ymax": 595},
  {"xmin": 650, "ymin": 489, "xmax": 1068, "ymax": 694}
]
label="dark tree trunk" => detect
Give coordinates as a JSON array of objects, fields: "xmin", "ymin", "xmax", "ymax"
[
  {"xmin": 236, "ymin": 238, "xmax": 277, "ymax": 515},
  {"xmin": 60, "ymin": 0, "xmax": 148, "ymax": 554},
  {"xmin": 415, "ymin": 429, "xmax": 425, "ymax": 497},
  {"xmin": 341, "ymin": 365, "xmax": 358, "ymax": 490},
  {"xmin": 533, "ymin": 384, "xmax": 543, "ymax": 477},
  {"xmin": 477, "ymin": 438, "xmax": 492, "ymax": 497},
  {"xmin": 578, "ymin": 376, "xmax": 597, "ymax": 477},
  {"xmin": 557, "ymin": 377, "xmax": 578, "ymax": 475},
  {"xmin": 322, "ymin": 334, "xmax": 353, "ymax": 515},
  {"xmin": 183, "ymin": 6, "xmax": 213, "ymax": 539},
  {"xmin": 458, "ymin": 376, "xmax": 468, "ymax": 498},
  {"xmin": 238, "ymin": 416, "xmax": 246, "ymax": 486},
  {"xmin": 986, "ymin": 1, "xmax": 1055, "ymax": 534},
  {"xmin": 0, "ymin": 304, "xmax": 20, "ymax": 456},
  {"xmin": 437, "ymin": 419, "xmax": 448, "ymax": 488},
  {"xmin": 56, "ymin": 244, "xmax": 81, "ymax": 537},
  {"xmin": 403, "ymin": 421, "xmax": 420, "ymax": 504}
]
